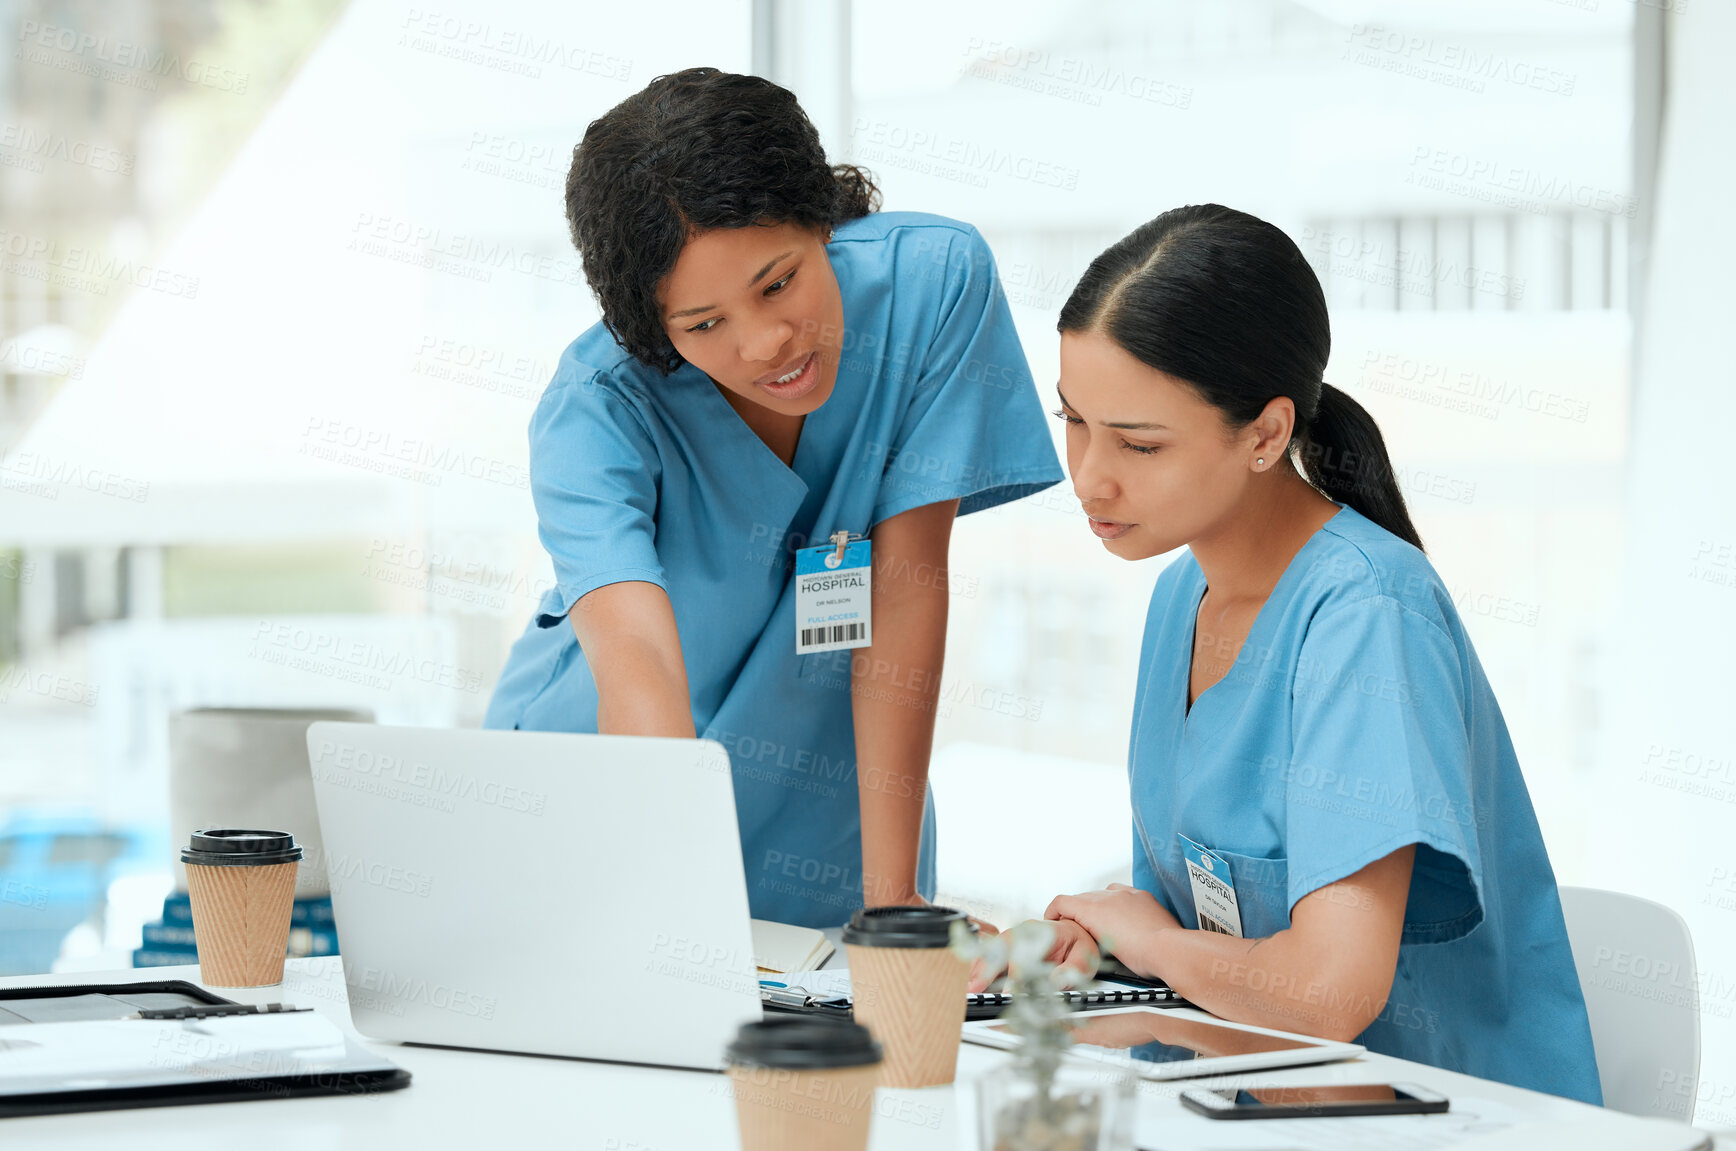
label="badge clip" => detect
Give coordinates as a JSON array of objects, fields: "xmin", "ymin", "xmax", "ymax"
[{"xmin": 827, "ymin": 529, "xmax": 861, "ymax": 570}]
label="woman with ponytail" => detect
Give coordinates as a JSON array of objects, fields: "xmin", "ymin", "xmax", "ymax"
[
  {"xmin": 485, "ymin": 69, "xmax": 1062, "ymax": 927},
  {"xmin": 1000, "ymin": 204, "xmax": 1600, "ymax": 1102}
]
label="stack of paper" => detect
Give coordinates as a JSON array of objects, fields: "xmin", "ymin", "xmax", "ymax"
[{"xmin": 750, "ymin": 919, "xmax": 835, "ymax": 973}]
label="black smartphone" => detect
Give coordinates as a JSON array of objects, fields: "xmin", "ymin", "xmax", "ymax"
[{"xmin": 1180, "ymin": 1082, "xmax": 1449, "ymax": 1120}]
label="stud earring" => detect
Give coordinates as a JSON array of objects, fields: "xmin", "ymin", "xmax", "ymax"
[{"xmin": 1256, "ymin": 457, "xmax": 1265, "ymax": 466}]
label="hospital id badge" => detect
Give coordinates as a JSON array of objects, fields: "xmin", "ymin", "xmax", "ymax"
[
  {"xmin": 1180, "ymin": 834, "xmax": 1243, "ymax": 937},
  {"xmin": 795, "ymin": 532, "xmax": 872, "ymax": 654}
]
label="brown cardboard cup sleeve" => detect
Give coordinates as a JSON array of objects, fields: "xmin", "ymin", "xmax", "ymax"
[
  {"xmin": 180, "ymin": 829, "xmax": 303, "ymax": 988},
  {"xmin": 842, "ymin": 905, "xmax": 974, "ymax": 1089},
  {"xmin": 724, "ymin": 1016, "xmax": 883, "ymax": 1151}
]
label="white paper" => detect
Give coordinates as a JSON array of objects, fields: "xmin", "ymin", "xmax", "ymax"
[
  {"xmin": 0, "ymin": 1013, "xmax": 349, "ymax": 1093},
  {"xmin": 779, "ymin": 968, "xmax": 856, "ymax": 1001}
]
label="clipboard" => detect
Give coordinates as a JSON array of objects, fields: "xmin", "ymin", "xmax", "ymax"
[{"xmin": 0, "ymin": 980, "xmax": 410, "ymax": 1118}]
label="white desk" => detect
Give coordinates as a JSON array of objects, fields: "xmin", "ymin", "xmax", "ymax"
[{"xmin": 0, "ymin": 958, "xmax": 1716, "ymax": 1150}]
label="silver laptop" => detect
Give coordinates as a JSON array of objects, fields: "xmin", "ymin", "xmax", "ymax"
[{"xmin": 304, "ymin": 722, "xmax": 761, "ymax": 1070}]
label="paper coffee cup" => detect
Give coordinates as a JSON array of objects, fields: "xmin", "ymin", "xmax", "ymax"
[
  {"xmin": 181, "ymin": 829, "xmax": 303, "ymax": 988},
  {"xmin": 843, "ymin": 905, "xmax": 974, "ymax": 1088},
  {"xmin": 724, "ymin": 1016, "xmax": 883, "ymax": 1151}
]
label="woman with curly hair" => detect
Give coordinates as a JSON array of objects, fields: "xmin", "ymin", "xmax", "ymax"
[{"xmin": 484, "ymin": 68, "xmax": 1063, "ymax": 928}]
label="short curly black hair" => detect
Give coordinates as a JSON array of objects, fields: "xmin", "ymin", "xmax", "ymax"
[{"xmin": 565, "ymin": 67, "xmax": 880, "ymax": 374}]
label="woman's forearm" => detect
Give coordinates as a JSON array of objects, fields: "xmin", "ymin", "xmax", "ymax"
[
  {"xmin": 569, "ymin": 583, "xmax": 695, "ymax": 738},
  {"xmin": 851, "ymin": 585, "xmax": 946, "ymax": 904},
  {"xmin": 594, "ymin": 638, "xmax": 696, "ymax": 737},
  {"xmin": 1063, "ymin": 850, "xmax": 1412, "ymax": 1043},
  {"xmin": 851, "ymin": 503, "xmax": 957, "ymax": 905},
  {"xmin": 1129, "ymin": 922, "xmax": 1391, "ymax": 1043}
]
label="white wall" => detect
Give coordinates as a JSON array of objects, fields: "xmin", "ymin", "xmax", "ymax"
[{"xmin": 1584, "ymin": 0, "xmax": 1736, "ymax": 1127}]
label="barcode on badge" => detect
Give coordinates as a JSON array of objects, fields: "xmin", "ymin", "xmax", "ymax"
[
  {"xmin": 800, "ymin": 623, "xmax": 864, "ymax": 647},
  {"xmin": 1199, "ymin": 914, "xmax": 1234, "ymax": 935}
]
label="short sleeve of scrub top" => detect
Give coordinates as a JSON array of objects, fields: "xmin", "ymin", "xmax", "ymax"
[
  {"xmin": 528, "ymin": 375, "xmax": 666, "ymax": 616},
  {"xmin": 1284, "ymin": 592, "xmax": 1485, "ymax": 943},
  {"xmin": 866, "ymin": 227, "xmax": 1057, "ymax": 525}
]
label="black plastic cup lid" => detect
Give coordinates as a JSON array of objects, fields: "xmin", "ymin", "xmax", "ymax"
[
  {"xmin": 181, "ymin": 829, "xmax": 303, "ymax": 867},
  {"xmin": 724, "ymin": 1016, "xmax": 882, "ymax": 1070},
  {"xmin": 841, "ymin": 905, "xmax": 974, "ymax": 949}
]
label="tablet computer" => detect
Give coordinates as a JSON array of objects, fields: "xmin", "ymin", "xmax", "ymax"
[{"xmin": 962, "ymin": 1006, "xmax": 1363, "ymax": 1081}]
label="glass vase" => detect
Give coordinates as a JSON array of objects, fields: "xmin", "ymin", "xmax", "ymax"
[{"xmin": 975, "ymin": 1057, "xmax": 1136, "ymax": 1151}]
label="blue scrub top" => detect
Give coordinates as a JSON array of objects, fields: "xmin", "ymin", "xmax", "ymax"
[
  {"xmin": 484, "ymin": 211, "xmax": 1064, "ymax": 928},
  {"xmin": 1129, "ymin": 505, "xmax": 1601, "ymax": 1104}
]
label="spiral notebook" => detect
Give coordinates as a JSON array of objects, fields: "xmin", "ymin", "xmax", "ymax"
[{"xmin": 761, "ymin": 968, "xmax": 1187, "ymax": 1022}]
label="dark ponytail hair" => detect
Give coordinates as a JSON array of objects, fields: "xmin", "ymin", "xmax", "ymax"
[
  {"xmin": 566, "ymin": 67, "xmax": 881, "ymax": 374},
  {"xmin": 1058, "ymin": 204, "xmax": 1423, "ymax": 552}
]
